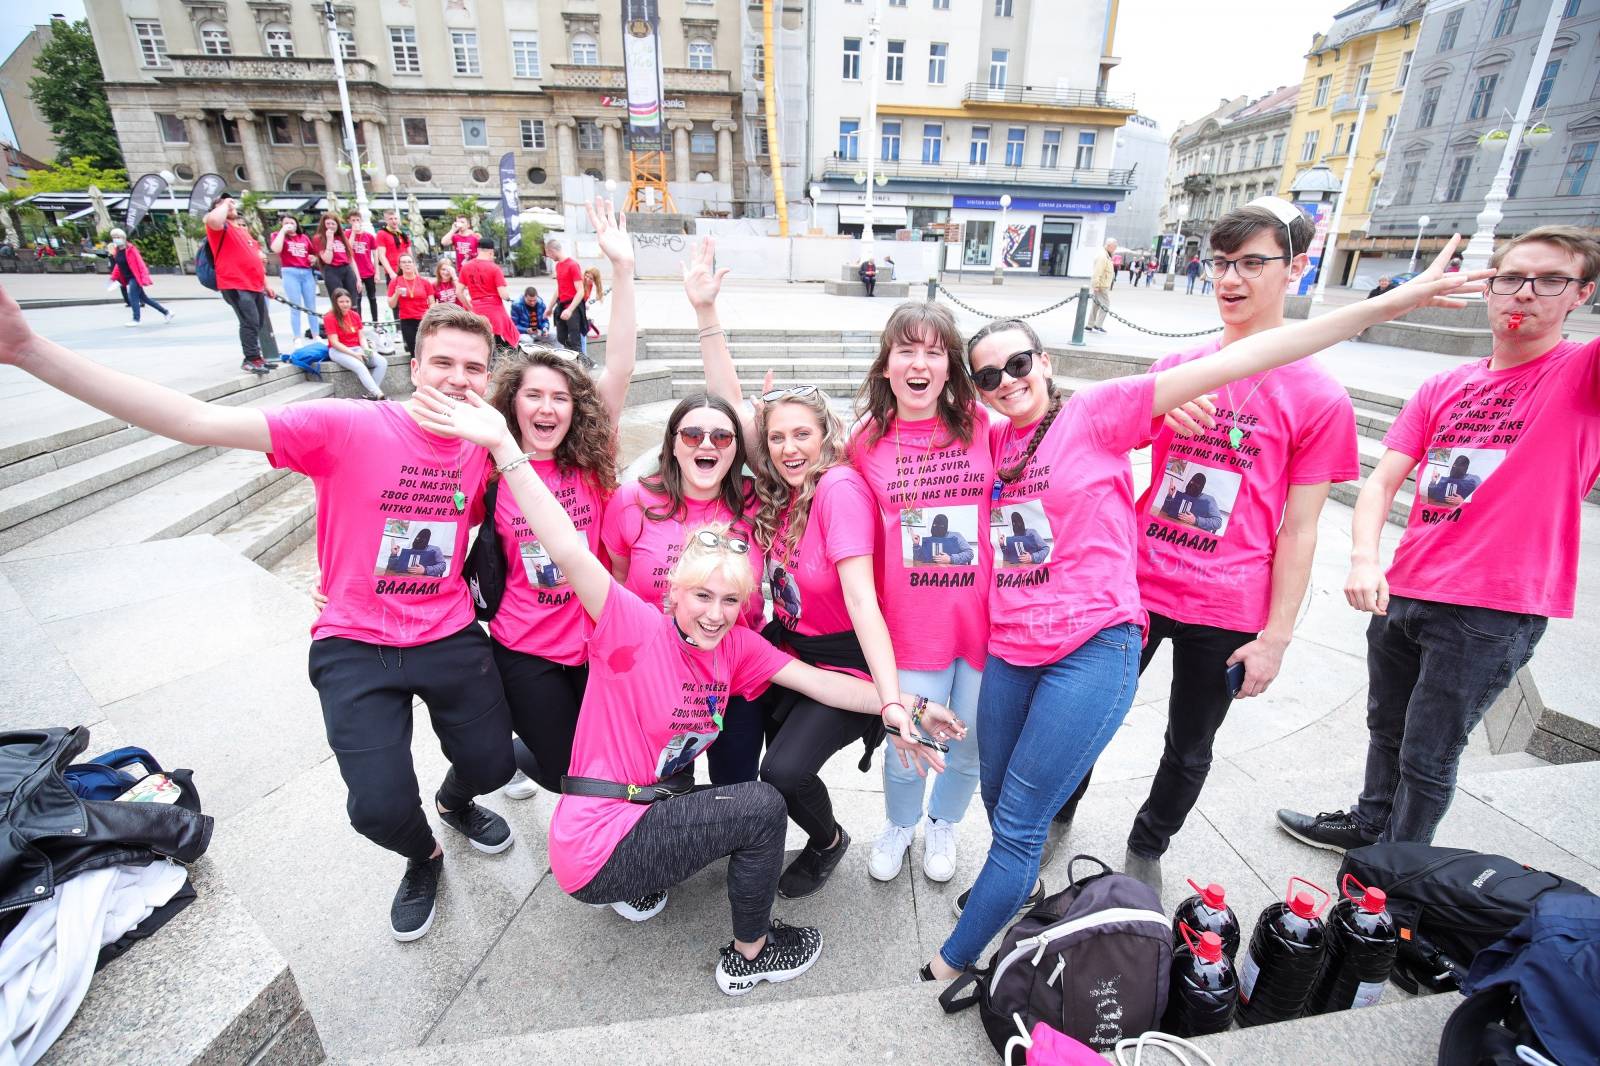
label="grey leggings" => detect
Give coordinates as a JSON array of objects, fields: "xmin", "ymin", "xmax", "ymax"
[
  {"xmin": 327, "ymin": 344, "xmax": 387, "ymax": 396},
  {"xmin": 571, "ymin": 780, "xmax": 787, "ymax": 942}
]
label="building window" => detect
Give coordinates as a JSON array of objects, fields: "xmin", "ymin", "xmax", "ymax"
[
  {"xmin": 412, "ymin": 165, "xmax": 432, "ymax": 183},
  {"xmin": 1041, "ymin": 128, "xmax": 1061, "ymax": 168},
  {"xmin": 570, "ymin": 33, "xmax": 598, "ymax": 66},
  {"xmin": 1299, "ymin": 129, "xmax": 1320, "ymax": 162},
  {"xmin": 1507, "ymin": 147, "xmax": 1532, "ymax": 197},
  {"xmin": 264, "ymin": 23, "xmax": 294, "ymax": 57},
  {"xmin": 157, "ymin": 113, "xmax": 187, "ymax": 144},
  {"xmin": 964, "ymin": 219, "xmax": 993, "ymax": 266},
  {"xmin": 219, "ymin": 115, "xmax": 240, "ymax": 145},
  {"xmin": 512, "ymin": 33, "xmax": 541, "ymax": 78},
  {"xmin": 885, "ymin": 40, "xmax": 904, "ymax": 82},
  {"xmin": 471, "ymin": 166, "xmax": 490, "ymax": 184},
  {"xmin": 1004, "ymin": 126, "xmax": 1025, "ymax": 167},
  {"xmin": 1314, "ymin": 75, "xmax": 1332, "ymax": 107},
  {"xmin": 527, "ymin": 167, "xmax": 547, "ymax": 184},
  {"xmin": 1438, "ymin": 9, "xmax": 1462, "ymax": 51},
  {"xmin": 199, "ymin": 21, "xmax": 230, "ymax": 55},
  {"xmin": 300, "ymin": 117, "xmax": 318, "ymax": 143},
  {"xmin": 389, "ymin": 26, "xmax": 420, "ymax": 74},
  {"xmin": 839, "ymin": 119, "xmax": 860, "ymax": 160},
  {"xmin": 752, "ymin": 43, "xmax": 764, "ymax": 81},
  {"xmin": 1534, "ymin": 59, "xmax": 1560, "ymax": 109},
  {"xmin": 989, "ymin": 49, "xmax": 1008, "ymax": 89},
  {"xmin": 1565, "ymin": 0, "xmax": 1582, "ymax": 15},
  {"xmin": 337, "ymin": 29, "xmax": 356, "ymax": 59},
  {"xmin": 460, "ymin": 117, "xmax": 488, "ymax": 148},
  {"xmin": 994, "ymin": 0, "xmax": 1014, "ymax": 13},
  {"xmin": 1076, "ymin": 130, "xmax": 1096, "ymax": 169},
  {"xmin": 520, "ymin": 118, "xmax": 546, "ymax": 150},
  {"xmin": 687, "ymin": 38, "xmax": 714, "ymax": 70},
  {"xmin": 1331, "ymin": 124, "xmax": 1344, "ymax": 156},
  {"xmin": 934, "ymin": 0, "xmax": 950, "ymax": 7},
  {"xmin": 970, "ymin": 125, "xmax": 990, "ymax": 164},
  {"xmin": 690, "ymin": 126, "xmax": 715, "ymax": 153},
  {"xmin": 882, "ymin": 120, "xmax": 901, "ymax": 161},
  {"xmin": 1443, "ymin": 154, "xmax": 1473, "ymax": 200},
  {"xmin": 1271, "ymin": 133, "xmax": 1286, "ymax": 164},
  {"xmin": 1253, "ymin": 138, "xmax": 1266, "ymax": 166},
  {"xmin": 1365, "ymin": 182, "xmax": 1380, "ymax": 212},
  {"xmin": 1396, "ymin": 159, "xmax": 1420, "ymax": 203},
  {"xmin": 578, "ymin": 121, "xmax": 603, "ymax": 151},
  {"xmin": 842, "ymin": 38, "xmax": 861, "ymax": 80},
  {"xmin": 1559, "ymin": 141, "xmax": 1595, "ymax": 195},
  {"xmin": 402, "ymin": 117, "xmax": 429, "ymax": 146},
  {"xmin": 1222, "ymin": 143, "xmax": 1233, "ymax": 171},
  {"xmin": 1381, "ymin": 113, "xmax": 1396, "ymax": 151},
  {"xmin": 1354, "ymin": 62, "xmax": 1372, "ymax": 99},
  {"xmin": 452, "ymin": 30, "xmax": 480, "ymax": 74},
  {"xmin": 1418, "ymin": 84, "xmax": 1441, "ymax": 127},
  {"xmin": 266, "ymin": 114, "xmax": 294, "ymax": 145},
  {"xmin": 1229, "ymin": 187, "xmax": 1242, "ymax": 211},
  {"xmin": 889, "ymin": 0, "xmax": 906, "ymax": 6},
  {"xmin": 928, "ymin": 42, "xmax": 946, "ymax": 84},
  {"xmin": 1397, "ymin": 50, "xmax": 1413, "ymax": 88},
  {"xmin": 132, "ymin": 20, "xmax": 167, "ymax": 67},
  {"xmin": 1468, "ymin": 74, "xmax": 1498, "ymax": 119},
  {"xmin": 921, "ymin": 122, "xmax": 942, "ymax": 163},
  {"xmin": 750, "ymin": 119, "xmax": 768, "ymax": 155},
  {"xmin": 1492, "ymin": 0, "xmax": 1520, "ymax": 38}
]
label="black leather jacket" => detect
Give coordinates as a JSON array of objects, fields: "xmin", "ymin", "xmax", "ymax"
[{"xmin": 0, "ymin": 727, "xmax": 213, "ymax": 915}]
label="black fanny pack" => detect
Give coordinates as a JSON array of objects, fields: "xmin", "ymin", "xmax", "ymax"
[{"xmin": 561, "ymin": 770, "xmax": 695, "ymax": 804}]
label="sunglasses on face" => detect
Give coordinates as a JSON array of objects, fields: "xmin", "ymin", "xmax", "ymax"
[
  {"xmin": 970, "ymin": 349, "xmax": 1036, "ymax": 392},
  {"xmin": 691, "ymin": 529, "xmax": 750, "ymax": 554},
  {"xmin": 760, "ymin": 384, "xmax": 819, "ymax": 403},
  {"xmin": 677, "ymin": 426, "xmax": 737, "ymax": 449}
]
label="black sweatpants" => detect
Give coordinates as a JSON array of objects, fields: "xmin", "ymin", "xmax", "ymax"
[
  {"xmin": 219, "ymin": 288, "xmax": 269, "ymax": 360},
  {"xmin": 759, "ymin": 695, "xmax": 878, "ymax": 848},
  {"xmin": 308, "ymin": 622, "xmax": 516, "ymax": 861},
  {"xmin": 492, "ymin": 640, "xmax": 586, "ymax": 794},
  {"xmin": 552, "ymin": 298, "xmax": 584, "ymax": 352},
  {"xmin": 571, "ymin": 781, "xmax": 787, "ymax": 942}
]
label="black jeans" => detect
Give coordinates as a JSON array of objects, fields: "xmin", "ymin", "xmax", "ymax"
[
  {"xmin": 359, "ymin": 274, "xmax": 379, "ymax": 320},
  {"xmin": 399, "ymin": 317, "xmax": 421, "ymax": 356},
  {"xmin": 322, "ymin": 263, "xmax": 360, "ymax": 304},
  {"xmin": 219, "ymin": 288, "xmax": 269, "ymax": 360},
  {"xmin": 1353, "ymin": 596, "xmax": 1546, "ymax": 844},
  {"xmin": 492, "ymin": 640, "xmax": 586, "ymax": 795},
  {"xmin": 759, "ymin": 695, "xmax": 877, "ymax": 848},
  {"xmin": 706, "ymin": 695, "xmax": 763, "ymax": 786},
  {"xmin": 552, "ymin": 299, "xmax": 581, "ymax": 351},
  {"xmin": 307, "ymin": 623, "xmax": 516, "ymax": 861}
]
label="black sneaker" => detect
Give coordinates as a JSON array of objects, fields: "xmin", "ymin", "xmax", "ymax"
[
  {"xmin": 436, "ymin": 798, "xmax": 514, "ymax": 854},
  {"xmin": 609, "ymin": 890, "xmax": 668, "ymax": 922},
  {"xmin": 714, "ymin": 920, "xmax": 823, "ymax": 996},
  {"xmin": 390, "ymin": 856, "xmax": 441, "ymax": 942},
  {"xmin": 952, "ymin": 877, "xmax": 1044, "ymax": 919},
  {"xmin": 777, "ymin": 826, "xmax": 850, "ymax": 899},
  {"xmin": 1276, "ymin": 808, "xmax": 1378, "ymax": 853}
]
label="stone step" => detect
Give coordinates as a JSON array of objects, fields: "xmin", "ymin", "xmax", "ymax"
[
  {"xmin": 1359, "ymin": 319, "xmax": 1493, "ymax": 358},
  {"xmin": 641, "ymin": 341, "xmax": 881, "ymax": 360},
  {"xmin": 822, "ymin": 279, "xmax": 913, "ymax": 298},
  {"xmin": 215, "ymin": 478, "xmax": 317, "ymax": 568},
  {"xmin": 1186, "ymin": 989, "xmax": 1459, "ymax": 1065},
  {"xmin": 1352, "ymin": 403, "xmax": 1396, "ymax": 443}
]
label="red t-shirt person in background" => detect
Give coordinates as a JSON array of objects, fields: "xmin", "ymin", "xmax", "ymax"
[
  {"xmin": 386, "ymin": 253, "xmax": 435, "ymax": 356},
  {"xmin": 346, "ymin": 212, "xmax": 380, "ymax": 320},
  {"xmin": 459, "ymin": 246, "xmax": 517, "ymax": 346},
  {"xmin": 203, "ymin": 194, "xmax": 275, "ymax": 375},
  {"xmin": 448, "ymin": 217, "xmax": 480, "ymax": 272},
  {"xmin": 375, "ymin": 209, "xmax": 411, "ymax": 279},
  {"xmin": 548, "ymin": 235, "xmax": 584, "ymax": 353}
]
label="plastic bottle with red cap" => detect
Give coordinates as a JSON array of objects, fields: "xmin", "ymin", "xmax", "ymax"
[
  {"xmin": 1173, "ymin": 878, "xmax": 1241, "ymax": 960},
  {"xmin": 1308, "ymin": 874, "xmax": 1400, "ymax": 1014},
  {"xmin": 1163, "ymin": 922, "xmax": 1239, "ymax": 1036},
  {"xmin": 1236, "ymin": 876, "xmax": 1331, "ymax": 1027}
]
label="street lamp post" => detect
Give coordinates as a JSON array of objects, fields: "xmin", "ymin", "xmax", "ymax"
[
  {"xmin": 384, "ymin": 173, "xmax": 400, "ymax": 216},
  {"xmin": 993, "ymin": 193, "xmax": 1011, "ymax": 286},
  {"xmin": 1409, "ymin": 214, "xmax": 1431, "ymax": 274},
  {"xmin": 1312, "ymin": 93, "xmax": 1369, "ymax": 304},
  {"xmin": 860, "ymin": 0, "xmax": 884, "ymax": 259},
  {"xmin": 1163, "ymin": 201, "xmax": 1189, "ymax": 291},
  {"xmin": 322, "ymin": 0, "xmax": 369, "ymax": 221}
]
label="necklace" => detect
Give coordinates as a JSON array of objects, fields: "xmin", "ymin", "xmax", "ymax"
[
  {"xmin": 1222, "ymin": 371, "xmax": 1274, "ymax": 450},
  {"xmin": 892, "ymin": 417, "xmax": 943, "ymax": 513},
  {"xmin": 411, "ymin": 410, "xmax": 469, "ymax": 512}
]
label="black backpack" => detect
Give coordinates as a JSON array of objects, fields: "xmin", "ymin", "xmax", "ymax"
[
  {"xmin": 940, "ymin": 855, "xmax": 1171, "ymax": 1060},
  {"xmin": 195, "ymin": 228, "xmax": 220, "ymax": 291},
  {"xmin": 462, "ymin": 476, "xmax": 506, "ymax": 621}
]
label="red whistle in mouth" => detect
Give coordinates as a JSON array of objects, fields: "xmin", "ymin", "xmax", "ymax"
[{"xmin": 1508, "ymin": 312, "xmax": 1525, "ymax": 330}]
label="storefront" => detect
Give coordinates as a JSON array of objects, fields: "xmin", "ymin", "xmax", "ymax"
[{"xmin": 947, "ymin": 194, "xmax": 1119, "ymax": 277}]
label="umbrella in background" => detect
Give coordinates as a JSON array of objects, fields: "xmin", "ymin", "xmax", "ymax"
[{"xmin": 87, "ymin": 185, "xmax": 112, "ymax": 235}]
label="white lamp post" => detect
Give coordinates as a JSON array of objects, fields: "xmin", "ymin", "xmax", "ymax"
[
  {"xmin": 384, "ymin": 173, "xmax": 400, "ymax": 215},
  {"xmin": 1163, "ymin": 200, "xmax": 1190, "ymax": 290},
  {"xmin": 993, "ymin": 193, "xmax": 1011, "ymax": 286},
  {"xmin": 322, "ymin": 0, "xmax": 369, "ymax": 220},
  {"xmin": 1311, "ymin": 94, "xmax": 1370, "ymax": 304},
  {"xmin": 1409, "ymin": 214, "xmax": 1431, "ymax": 274},
  {"xmin": 858, "ymin": 0, "xmax": 885, "ymax": 260}
]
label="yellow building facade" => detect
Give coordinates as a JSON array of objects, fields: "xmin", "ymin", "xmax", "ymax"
[{"xmin": 1276, "ymin": 0, "xmax": 1426, "ymax": 287}]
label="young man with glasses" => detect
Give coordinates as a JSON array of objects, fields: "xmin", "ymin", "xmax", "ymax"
[{"xmin": 1280, "ymin": 225, "xmax": 1600, "ymax": 851}]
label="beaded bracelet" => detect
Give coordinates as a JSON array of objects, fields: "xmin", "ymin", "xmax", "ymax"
[
  {"xmin": 913, "ymin": 695, "xmax": 928, "ymax": 726},
  {"xmin": 496, "ymin": 452, "xmax": 533, "ymax": 475}
]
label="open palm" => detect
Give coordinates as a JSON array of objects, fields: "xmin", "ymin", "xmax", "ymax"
[
  {"xmin": 681, "ymin": 236, "xmax": 730, "ymax": 310},
  {"xmin": 586, "ymin": 197, "xmax": 633, "ymax": 265}
]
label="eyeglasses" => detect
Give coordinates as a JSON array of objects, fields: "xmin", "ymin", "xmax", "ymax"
[
  {"xmin": 970, "ymin": 349, "xmax": 1035, "ymax": 392},
  {"xmin": 1488, "ymin": 275, "xmax": 1583, "ymax": 297},
  {"xmin": 760, "ymin": 384, "xmax": 819, "ymax": 403},
  {"xmin": 677, "ymin": 426, "xmax": 737, "ymax": 449},
  {"xmin": 691, "ymin": 529, "xmax": 750, "ymax": 554},
  {"xmin": 1201, "ymin": 255, "xmax": 1291, "ymax": 281}
]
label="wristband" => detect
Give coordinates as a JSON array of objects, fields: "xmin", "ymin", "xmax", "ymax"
[
  {"xmin": 697, "ymin": 327, "xmax": 725, "ymax": 340},
  {"xmin": 496, "ymin": 452, "xmax": 533, "ymax": 475},
  {"xmin": 879, "ymin": 701, "xmax": 906, "ymax": 719},
  {"xmin": 913, "ymin": 695, "xmax": 928, "ymax": 726}
]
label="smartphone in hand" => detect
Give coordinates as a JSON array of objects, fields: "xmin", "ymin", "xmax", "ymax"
[{"xmin": 1226, "ymin": 661, "xmax": 1246, "ymax": 698}]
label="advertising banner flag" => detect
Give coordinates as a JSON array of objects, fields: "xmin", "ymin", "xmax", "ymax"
[
  {"xmin": 123, "ymin": 173, "xmax": 164, "ymax": 230},
  {"xmin": 621, "ymin": 0, "xmax": 666, "ymax": 151},
  {"xmin": 187, "ymin": 173, "xmax": 227, "ymax": 217},
  {"xmin": 498, "ymin": 152, "xmax": 521, "ymax": 249}
]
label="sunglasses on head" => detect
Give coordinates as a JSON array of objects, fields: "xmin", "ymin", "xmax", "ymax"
[
  {"xmin": 760, "ymin": 384, "xmax": 819, "ymax": 403},
  {"xmin": 677, "ymin": 426, "xmax": 737, "ymax": 449},
  {"xmin": 691, "ymin": 529, "xmax": 750, "ymax": 554},
  {"xmin": 970, "ymin": 349, "xmax": 1036, "ymax": 392}
]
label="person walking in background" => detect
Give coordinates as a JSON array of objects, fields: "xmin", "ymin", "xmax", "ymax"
[
  {"xmin": 106, "ymin": 228, "xmax": 171, "ymax": 328},
  {"xmin": 580, "ymin": 266, "xmax": 606, "ymax": 357},
  {"xmin": 459, "ymin": 245, "xmax": 518, "ymax": 348},
  {"xmin": 1186, "ymin": 254, "xmax": 1202, "ymax": 294},
  {"xmin": 270, "ymin": 215, "xmax": 317, "ymax": 340},
  {"xmin": 347, "ymin": 210, "xmax": 381, "ymax": 321},
  {"xmin": 204, "ymin": 193, "xmax": 275, "ymax": 375},
  {"xmin": 1145, "ymin": 258, "xmax": 1158, "ymax": 287},
  {"xmin": 1088, "ymin": 238, "xmax": 1116, "ymax": 333},
  {"xmin": 1110, "ymin": 247, "xmax": 1124, "ymax": 288},
  {"xmin": 549, "ymin": 236, "xmax": 584, "ymax": 352},
  {"xmin": 1368, "ymin": 275, "xmax": 1398, "ymax": 299}
]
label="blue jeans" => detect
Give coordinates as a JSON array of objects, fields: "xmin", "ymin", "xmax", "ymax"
[
  {"xmin": 939, "ymin": 625, "xmax": 1141, "ymax": 970},
  {"xmin": 126, "ymin": 280, "xmax": 169, "ymax": 322},
  {"xmin": 1352, "ymin": 596, "xmax": 1546, "ymax": 844},
  {"xmin": 280, "ymin": 266, "xmax": 318, "ymax": 338},
  {"xmin": 884, "ymin": 660, "xmax": 983, "ymax": 827}
]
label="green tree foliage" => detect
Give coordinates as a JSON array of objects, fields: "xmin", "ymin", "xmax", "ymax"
[
  {"xmin": 27, "ymin": 20, "xmax": 124, "ymax": 172},
  {"xmin": 13, "ymin": 157, "xmax": 128, "ymax": 195}
]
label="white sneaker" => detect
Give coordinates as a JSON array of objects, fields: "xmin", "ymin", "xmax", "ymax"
[
  {"xmin": 123, "ymin": 319, "xmax": 140, "ymax": 327},
  {"xmin": 610, "ymin": 890, "xmax": 667, "ymax": 922},
  {"xmin": 502, "ymin": 769, "xmax": 537, "ymax": 800},
  {"xmin": 868, "ymin": 820, "xmax": 917, "ymax": 881},
  {"xmin": 923, "ymin": 818, "xmax": 958, "ymax": 882},
  {"xmin": 162, "ymin": 310, "xmax": 175, "ymax": 324}
]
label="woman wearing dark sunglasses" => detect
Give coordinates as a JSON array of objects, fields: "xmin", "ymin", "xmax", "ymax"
[{"xmin": 921, "ymin": 235, "xmax": 1492, "ymax": 984}]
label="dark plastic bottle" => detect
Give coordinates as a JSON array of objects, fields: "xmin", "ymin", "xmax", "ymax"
[
  {"xmin": 1173, "ymin": 879, "xmax": 1241, "ymax": 960},
  {"xmin": 1308, "ymin": 874, "xmax": 1399, "ymax": 1014},
  {"xmin": 1236, "ymin": 877, "xmax": 1331, "ymax": 1027},
  {"xmin": 1163, "ymin": 924, "xmax": 1238, "ymax": 1037}
]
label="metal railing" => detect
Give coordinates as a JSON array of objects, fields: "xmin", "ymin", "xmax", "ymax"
[
  {"xmin": 817, "ymin": 156, "xmax": 1137, "ymax": 189},
  {"xmin": 961, "ymin": 83, "xmax": 1135, "ymax": 110},
  {"xmin": 1331, "ymin": 93, "xmax": 1378, "ymax": 115},
  {"xmin": 545, "ymin": 64, "xmax": 731, "ymax": 92}
]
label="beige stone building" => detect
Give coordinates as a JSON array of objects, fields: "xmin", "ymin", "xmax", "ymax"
[
  {"xmin": 0, "ymin": 22, "xmax": 64, "ymax": 173},
  {"xmin": 83, "ymin": 0, "xmax": 750, "ymax": 208}
]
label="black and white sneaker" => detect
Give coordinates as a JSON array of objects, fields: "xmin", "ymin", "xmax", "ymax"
[
  {"xmin": 714, "ymin": 920, "xmax": 823, "ymax": 996},
  {"xmin": 436, "ymin": 798, "xmax": 514, "ymax": 854},
  {"xmin": 390, "ymin": 856, "xmax": 442, "ymax": 942},
  {"xmin": 952, "ymin": 878, "xmax": 1044, "ymax": 919},
  {"xmin": 1276, "ymin": 808, "xmax": 1377, "ymax": 854},
  {"xmin": 777, "ymin": 826, "xmax": 850, "ymax": 899},
  {"xmin": 609, "ymin": 890, "xmax": 668, "ymax": 922}
]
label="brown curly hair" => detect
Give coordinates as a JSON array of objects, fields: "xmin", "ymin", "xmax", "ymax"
[
  {"xmin": 487, "ymin": 347, "xmax": 618, "ymax": 495},
  {"xmin": 854, "ymin": 301, "xmax": 975, "ymax": 450},
  {"xmin": 752, "ymin": 389, "xmax": 850, "ymax": 562}
]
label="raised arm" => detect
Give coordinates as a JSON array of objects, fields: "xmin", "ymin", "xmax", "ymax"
[
  {"xmin": 588, "ymin": 198, "xmax": 637, "ymax": 424},
  {"xmin": 683, "ymin": 237, "xmax": 739, "ymax": 403},
  {"xmin": 204, "ymin": 197, "xmax": 229, "ymax": 232},
  {"xmin": 0, "ymin": 282, "xmax": 271, "ymax": 452}
]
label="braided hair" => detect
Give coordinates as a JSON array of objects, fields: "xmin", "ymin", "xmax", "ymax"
[{"xmin": 966, "ymin": 317, "xmax": 1063, "ymax": 487}]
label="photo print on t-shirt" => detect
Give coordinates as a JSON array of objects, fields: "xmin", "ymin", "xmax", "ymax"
[
  {"xmin": 992, "ymin": 499, "xmax": 1055, "ymax": 568},
  {"xmin": 1419, "ymin": 446, "xmax": 1506, "ymax": 513},
  {"xmin": 901, "ymin": 505, "xmax": 981, "ymax": 568},
  {"xmin": 656, "ymin": 729, "xmax": 717, "ymax": 778},
  {"xmin": 1150, "ymin": 455, "xmax": 1241, "ymax": 538},
  {"xmin": 519, "ymin": 539, "xmax": 566, "ymax": 589},
  {"xmin": 374, "ymin": 517, "xmax": 457, "ymax": 579},
  {"xmin": 766, "ymin": 556, "xmax": 804, "ymax": 627}
]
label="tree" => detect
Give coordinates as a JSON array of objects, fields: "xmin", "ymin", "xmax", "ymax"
[
  {"xmin": 13, "ymin": 157, "xmax": 127, "ymax": 195},
  {"xmin": 27, "ymin": 20, "xmax": 124, "ymax": 172}
]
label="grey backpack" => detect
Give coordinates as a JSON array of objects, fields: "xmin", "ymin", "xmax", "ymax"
[{"xmin": 940, "ymin": 855, "xmax": 1172, "ymax": 1060}]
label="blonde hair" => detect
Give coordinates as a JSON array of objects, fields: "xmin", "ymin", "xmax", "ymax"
[
  {"xmin": 752, "ymin": 390, "xmax": 849, "ymax": 562},
  {"xmin": 666, "ymin": 522, "xmax": 754, "ymax": 604}
]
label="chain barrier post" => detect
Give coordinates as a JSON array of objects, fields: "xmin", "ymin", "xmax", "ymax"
[
  {"xmin": 1070, "ymin": 287, "xmax": 1089, "ymax": 347},
  {"xmin": 926, "ymin": 277, "xmax": 937, "ymax": 302}
]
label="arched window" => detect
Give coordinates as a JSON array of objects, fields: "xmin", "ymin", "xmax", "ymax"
[
  {"xmin": 283, "ymin": 169, "xmax": 326, "ymax": 193},
  {"xmin": 570, "ymin": 33, "xmax": 598, "ymax": 66},
  {"xmin": 687, "ymin": 39, "xmax": 714, "ymax": 70},
  {"xmin": 264, "ymin": 23, "xmax": 295, "ymax": 58},
  {"xmin": 199, "ymin": 21, "xmax": 231, "ymax": 56}
]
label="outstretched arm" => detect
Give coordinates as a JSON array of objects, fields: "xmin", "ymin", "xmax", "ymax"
[
  {"xmin": 0, "ymin": 282, "xmax": 271, "ymax": 451},
  {"xmin": 589, "ymin": 198, "xmax": 637, "ymax": 424},
  {"xmin": 769, "ymin": 659, "xmax": 962, "ymax": 776},
  {"xmin": 682, "ymin": 237, "xmax": 756, "ymax": 448}
]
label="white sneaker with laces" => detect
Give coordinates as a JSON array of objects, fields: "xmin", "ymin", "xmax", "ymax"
[
  {"xmin": 502, "ymin": 769, "xmax": 537, "ymax": 800},
  {"xmin": 123, "ymin": 319, "xmax": 140, "ymax": 327},
  {"xmin": 867, "ymin": 820, "xmax": 917, "ymax": 881},
  {"xmin": 922, "ymin": 817, "xmax": 958, "ymax": 882}
]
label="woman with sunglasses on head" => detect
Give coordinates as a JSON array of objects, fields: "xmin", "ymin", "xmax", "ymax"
[
  {"xmin": 847, "ymin": 301, "xmax": 991, "ymax": 886},
  {"xmin": 921, "ymin": 236, "xmax": 1490, "ymax": 984},
  {"xmin": 413, "ymin": 383, "xmax": 961, "ymax": 993}
]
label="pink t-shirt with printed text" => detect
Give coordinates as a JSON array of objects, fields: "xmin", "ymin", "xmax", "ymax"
[
  {"xmin": 488, "ymin": 460, "xmax": 610, "ymax": 665},
  {"xmin": 599, "ymin": 479, "xmax": 764, "ymax": 628},
  {"xmin": 1381, "ymin": 338, "xmax": 1600, "ymax": 618},
  {"xmin": 277, "ymin": 233, "xmax": 313, "ymax": 270},
  {"xmin": 988, "ymin": 376, "xmax": 1160, "ymax": 667},
  {"xmin": 548, "ymin": 580, "xmax": 793, "ymax": 892},
  {"xmin": 451, "ymin": 232, "xmax": 481, "ymax": 269},
  {"xmin": 264, "ymin": 401, "xmax": 491, "ymax": 647},
  {"xmin": 849, "ymin": 410, "xmax": 993, "ymax": 672},
  {"xmin": 348, "ymin": 229, "xmax": 376, "ymax": 278},
  {"xmin": 1136, "ymin": 342, "xmax": 1359, "ymax": 633}
]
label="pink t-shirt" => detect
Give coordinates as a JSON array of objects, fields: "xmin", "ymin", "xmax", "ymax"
[
  {"xmin": 488, "ymin": 461, "xmax": 609, "ymax": 664},
  {"xmin": 451, "ymin": 232, "xmax": 480, "ymax": 269},
  {"xmin": 318, "ymin": 233, "xmax": 349, "ymax": 267},
  {"xmin": 1136, "ymin": 342, "xmax": 1359, "ymax": 633},
  {"xmin": 988, "ymin": 376, "xmax": 1160, "ymax": 666},
  {"xmin": 1381, "ymin": 338, "xmax": 1600, "ymax": 618},
  {"xmin": 347, "ymin": 229, "xmax": 376, "ymax": 278},
  {"xmin": 264, "ymin": 401, "xmax": 491, "ymax": 646},
  {"xmin": 600, "ymin": 480, "xmax": 764, "ymax": 628},
  {"xmin": 277, "ymin": 233, "xmax": 313, "ymax": 270},
  {"xmin": 764, "ymin": 466, "xmax": 877, "ymax": 644},
  {"xmin": 434, "ymin": 283, "xmax": 461, "ymax": 306},
  {"xmin": 548, "ymin": 580, "xmax": 793, "ymax": 892},
  {"xmin": 849, "ymin": 411, "xmax": 993, "ymax": 671}
]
